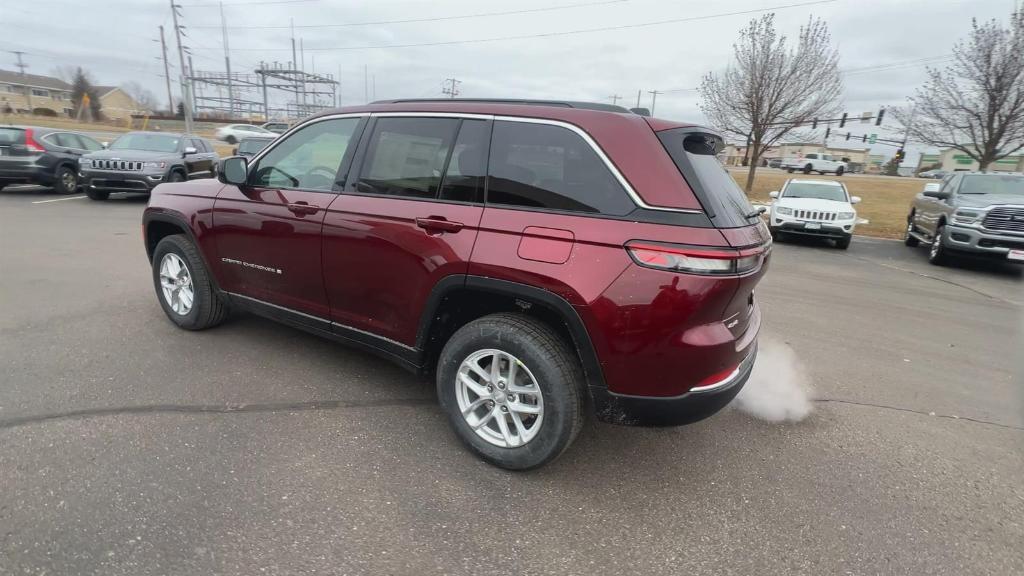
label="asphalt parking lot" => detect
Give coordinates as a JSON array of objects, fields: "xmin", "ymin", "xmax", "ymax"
[{"xmin": 1, "ymin": 187, "xmax": 1022, "ymax": 575}]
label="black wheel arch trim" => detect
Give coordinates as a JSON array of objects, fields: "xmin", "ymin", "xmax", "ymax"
[
  {"xmin": 415, "ymin": 275, "xmax": 607, "ymax": 390},
  {"xmin": 143, "ymin": 210, "xmax": 223, "ymax": 295}
]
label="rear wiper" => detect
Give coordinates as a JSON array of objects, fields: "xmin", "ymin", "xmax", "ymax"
[{"xmin": 744, "ymin": 209, "xmax": 764, "ymax": 219}]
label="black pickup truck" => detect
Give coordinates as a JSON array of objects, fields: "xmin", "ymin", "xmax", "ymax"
[{"xmin": 904, "ymin": 172, "xmax": 1024, "ymax": 265}]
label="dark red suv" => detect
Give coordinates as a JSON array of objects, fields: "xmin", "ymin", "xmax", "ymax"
[{"xmin": 143, "ymin": 99, "xmax": 771, "ymax": 469}]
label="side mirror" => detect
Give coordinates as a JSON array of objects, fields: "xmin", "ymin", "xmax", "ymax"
[
  {"xmin": 769, "ymin": 191, "xmax": 779, "ymax": 199},
  {"xmin": 183, "ymin": 146, "xmax": 197, "ymax": 155},
  {"xmin": 218, "ymin": 156, "xmax": 248, "ymax": 185},
  {"xmin": 850, "ymin": 196, "xmax": 861, "ymax": 204},
  {"xmin": 757, "ymin": 206, "xmax": 768, "ymax": 214}
]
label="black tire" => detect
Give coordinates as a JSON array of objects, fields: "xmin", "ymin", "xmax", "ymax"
[
  {"xmin": 225, "ymin": 135, "xmax": 237, "ymax": 145},
  {"xmin": 904, "ymin": 214, "xmax": 920, "ymax": 247},
  {"xmin": 835, "ymin": 166, "xmax": 845, "ymax": 176},
  {"xmin": 928, "ymin": 224, "xmax": 948, "ymax": 266},
  {"xmin": 151, "ymin": 234, "xmax": 229, "ymax": 330},
  {"xmin": 835, "ymin": 235, "xmax": 851, "ymax": 250},
  {"xmin": 803, "ymin": 164, "xmax": 813, "ymax": 174},
  {"xmin": 167, "ymin": 170, "xmax": 186, "ymax": 183},
  {"xmin": 53, "ymin": 165, "xmax": 79, "ymax": 194},
  {"xmin": 85, "ymin": 188, "xmax": 109, "ymax": 201},
  {"xmin": 437, "ymin": 313, "xmax": 585, "ymax": 470}
]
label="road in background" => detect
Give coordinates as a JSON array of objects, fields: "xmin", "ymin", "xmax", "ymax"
[{"xmin": 1, "ymin": 191, "xmax": 1021, "ymax": 575}]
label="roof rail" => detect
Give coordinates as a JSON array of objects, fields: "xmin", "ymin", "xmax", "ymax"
[{"xmin": 372, "ymin": 98, "xmax": 632, "ymax": 114}]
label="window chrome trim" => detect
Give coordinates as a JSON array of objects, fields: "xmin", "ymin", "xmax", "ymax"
[
  {"xmin": 264, "ymin": 111, "xmax": 703, "ymax": 215},
  {"xmin": 493, "ymin": 115, "xmax": 702, "ymax": 214}
]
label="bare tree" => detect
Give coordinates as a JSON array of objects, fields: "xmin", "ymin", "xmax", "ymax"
[
  {"xmin": 894, "ymin": 9, "xmax": 1024, "ymax": 170},
  {"xmin": 121, "ymin": 81, "xmax": 159, "ymax": 112},
  {"xmin": 699, "ymin": 14, "xmax": 842, "ymax": 191}
]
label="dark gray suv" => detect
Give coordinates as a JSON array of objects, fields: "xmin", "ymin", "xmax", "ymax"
[
  {"xmin": 904, "ymin": 172, "xmax": 1024, "ymax": 265},
  {"xmin": 80, "ymin": 132, "xmax": 218, "ymax": 200}
]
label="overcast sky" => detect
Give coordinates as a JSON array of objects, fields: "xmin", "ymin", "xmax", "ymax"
[{"xmin": 0, "ymin": 0, "xmax": 1017, "ymax": 159}]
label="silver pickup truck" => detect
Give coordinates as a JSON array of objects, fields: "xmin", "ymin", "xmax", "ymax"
[{"xmin": 904, "ymin": 171, "xmax": 1024, "ymax": 265}]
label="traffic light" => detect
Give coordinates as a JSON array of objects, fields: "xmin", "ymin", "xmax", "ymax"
[
  {"xmin": 846, "ymin": 132, "xmax": 851, "ymax": 141},
  {"xmin": 839, "ymin": 112, "xmax": 848, "ymax": 128},
  {"xmin": 862, "ymin": 134, "xmax": 867, "ymax": 142},
  {"xmin": 875, "ymin": 108, "xmax": 885, "ymax": 126},
  {"xmin": 895, "ymin": 148, "xmax": 905, "ymax": 163},
  {"xmin": 825, "ymin": 127, "xmax": 830, "ymax": 139},
  {"xmin": 812, "ymin": 118, "xmax": 818, "ymax": 129}
]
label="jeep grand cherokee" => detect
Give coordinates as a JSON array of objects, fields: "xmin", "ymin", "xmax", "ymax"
[{"xmin": 142, "ymin": 99, "xmax": 771, "ymax": 469}]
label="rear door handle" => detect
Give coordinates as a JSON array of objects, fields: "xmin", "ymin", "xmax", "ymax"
[
  {"xmin": 288, "ymin": 201, "xmax": 320, "ymax": 216},
  {"xmin": 415, "ymin": 217, "xmax": 464, "ymax": 233}
]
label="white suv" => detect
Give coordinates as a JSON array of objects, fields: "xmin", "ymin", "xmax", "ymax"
[
  {"xmin": 768, "ymin": 179, "xmax": 861, "ymax": 249},
  {"xmin": 780, "ymin": 153, "xmax": 847, "ymax": 176}
]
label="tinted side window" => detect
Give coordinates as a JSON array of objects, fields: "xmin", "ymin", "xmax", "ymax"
[
  {"xmin": 439, "ymin": 120, "xmax": 489, "ymax": 203},
  {"xmin": 55, "ymin": 133, "xmax": 80, "ymax": 148},
  {"xmin": 253, "ymin": 118, "xmax": 361, "ymax": 191},
  {"xmin": 76, "ymin": 134, "xmax": 103, "ymax": 151},
  {"xmin": 356, "ymin": 117, "xmax": 460, "ymax": 199},
  {"xmin": 486, "ymin": 121, "xmax": 633, "ymax": 215}
]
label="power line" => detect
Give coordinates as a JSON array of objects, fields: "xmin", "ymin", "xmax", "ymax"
[
  {"xmin": 193, "ymin": 0, "xmax": 627, "ymax": 30},
  {"xmin": 178, "ymin": 0, "xmax": 318, "ymax": 7},
  {"xmin": 225, "ymin": 0, "xmax": 840, "ymax": 52}
]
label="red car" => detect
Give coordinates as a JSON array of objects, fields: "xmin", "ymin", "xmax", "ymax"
[{"xmin": 143, "ymin": 99, "xmax": 771, "ymax": 469}]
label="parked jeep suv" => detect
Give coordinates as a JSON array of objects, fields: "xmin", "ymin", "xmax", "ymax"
[
  {"xmin": 80, "ymin": 131, "xmax": 218, "ymax": 200},
  {"xmin": 142, "ymin": 99, "xmax": 771, "ymax": 469},
  {"xmin": 904, "ymin": 172, "xmax": 1024, "ymax": 265}
]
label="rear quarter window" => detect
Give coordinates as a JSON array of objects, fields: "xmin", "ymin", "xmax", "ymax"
[{"xmin": 486, "ymin": 121, "xmax": 634, "ymax": 216}]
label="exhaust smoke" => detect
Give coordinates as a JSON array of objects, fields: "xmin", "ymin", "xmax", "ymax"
[{"xmin": 733, "ymin": 339, "xmax": 812, "ymax": 422}]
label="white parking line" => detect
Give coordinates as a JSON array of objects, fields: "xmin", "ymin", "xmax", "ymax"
[{"xmin": 31, "ymin": 196, "xmax": 87, "ymax": 204}]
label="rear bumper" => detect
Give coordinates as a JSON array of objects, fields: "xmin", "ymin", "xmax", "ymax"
[
  {"xmin": 0, "ymin": 164, "xmax": 51, "ymax": 185},
  {"xmin": 591, "ymin": 343, "xmax": 757, "ymax": 426},
  {"xmin": 945, "ymin": 224, "xmax": 1024, "ymax": 256}
]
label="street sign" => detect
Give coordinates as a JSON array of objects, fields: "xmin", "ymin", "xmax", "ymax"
[{"xmin": 868, "ymin": 133, "xmax": 877, "ymax": 144}]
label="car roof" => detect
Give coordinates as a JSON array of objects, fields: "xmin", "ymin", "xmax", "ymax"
[
  {"xmin": 951, "ymin": 171, "xmax": 1023, "ymax": 176},
  {"xmin": 305, "ymin": 99, "xmax": 699, "ymax": 132},
  {"xmin": 0, "ymin": 125, "xmax": 59, "ymax": 134}
]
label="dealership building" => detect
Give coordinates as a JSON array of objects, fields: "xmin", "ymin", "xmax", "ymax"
[{"xmin": 917, "ymin": 148, "xmax": 1024, "ymax": 173}]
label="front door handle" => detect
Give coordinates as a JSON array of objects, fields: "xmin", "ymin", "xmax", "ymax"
[
  {"xmin": 415, "ymin": 217, "xmax": 464, "ymax": 233},
  {"xmin": 288, "ymin": 201, "xmax": 320, "ymax": 216}
]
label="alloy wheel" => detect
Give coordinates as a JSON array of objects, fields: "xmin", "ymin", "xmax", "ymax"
[
  {"xmin": 455, "ymin": 349, "xmax": 544, "ymax": 448},
  {"xmin": 158, "ymin": 253, "xmax": 194, "ymax": 315}
]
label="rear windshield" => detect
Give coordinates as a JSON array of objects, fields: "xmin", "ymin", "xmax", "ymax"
[
  {"xmin": 239, "ymin": 139, "xmax": 271, "ymax": 154},
  {"xmin": 657, "ymin": 129, "xmax": 758, "ymax": 227},
  {"xmin": 0, "ymin": 128, "xmax": 25, "ymax": 146},
  {"xmin": 958, "ymin": 174, "xmax": 1024, "ymax": 196}
]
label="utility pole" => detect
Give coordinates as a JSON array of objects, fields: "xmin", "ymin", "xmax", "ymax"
[
  {"xmin": 219, "ymin": 1, "xmax": 234, "ymax": 118},
  {"xmin": 635, "ymin": 89, "xmax": 642, "ymax": 109},
  {"xmin": 169, "ymin": 0, "xmax": 194, "ymax": 132},
  {"xmin": 299, "ymin": 38, "xmax": 307, "ymax": 113},
  {"xmin": 11, "ymin": 51, "xmax": 32, "ymax": 112},
  {"xmin": 188, "ymin": 55, "xmax": 197, "ymax": 115},
  {"xmin": 442, "ymin": 78, "xmax": 461, "ymax": 99},
  {"xmin": 364, "ymin": 65, "xmax": 369, "ymax": 104},
  {"xmin": 290, "ymin": 19, "xmax": 300, "ymax": 117},
  {"xmin": 337, "ymin": 64, "xmax": 342, "ymax": 107},
  {"xmin": 158, "ymin": 26, "xmax": 174, "ymax": 113},
  {"xmin": 647, "ymin": 90, "xmax": 663, "ymax": 116},
  {"xmin": 609, "ymin": 94, "xmax": 621, "ymax": 106}
]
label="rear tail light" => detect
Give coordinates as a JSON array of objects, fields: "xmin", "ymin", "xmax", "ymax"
[
  {"xmin": 625, "ymin": 241, "xmax": 767, "ymax": 276},
  {"xmin": 24, "ymin": 128, "xmax": 45, "ymax": 152}
]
